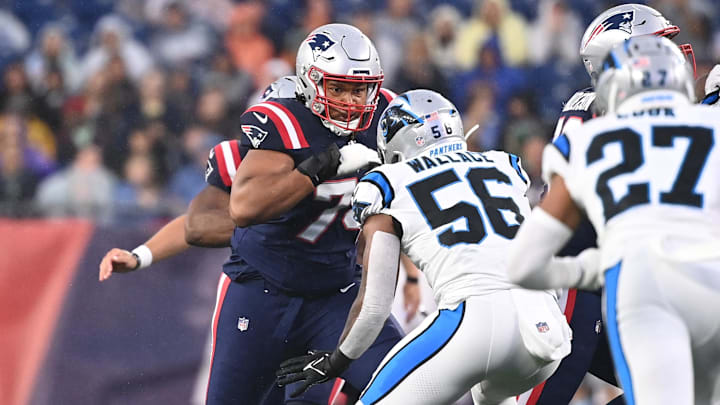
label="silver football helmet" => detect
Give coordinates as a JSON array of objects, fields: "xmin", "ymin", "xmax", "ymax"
[
  {"xmin": 377, "ymin": 89, "xmax": 464, "ymax": 164},
  {"xmin": 594, "ymin": 36, "xmax": 694, "ymax": 114},
  {"xmin": 260, "ymin": 76, "xmax": 298, "ymax": 101},
  {"xmin": 296, "ymin": 24, "xmax": 383, "ymax": 136},
  {"xmin": 580, "ymin": 4, "xmax": 695, "ymax": 83}
]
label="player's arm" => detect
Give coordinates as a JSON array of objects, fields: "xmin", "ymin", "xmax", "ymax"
[
  {"xmin": 506, "ymin": 175, "xmax": 601, "ymax": 290},
  {"xmin": 401, "ymin": 255, "xmax": 421, "ymax": 322},
  {"xmin": 185, "ymin": 185, "xmax": 234, "ymax": 247},
  {"xmin": 275, "ymin": 213, "xmax": 400, "ymax": 397},
  {"xmin": 98, "ymin": 214, "xmax": 190, "ymax": 281}
]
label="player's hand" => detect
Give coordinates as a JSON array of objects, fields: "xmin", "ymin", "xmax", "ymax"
[
  {"xmin": 276, "ymin": 350, "xmax": 351, "ymax": 397},
  {"xmin": 576, "ymin": 248, "xmax": 604, "ymax": 290},
  {"xmin": 297, "ymin": 143, "xmax": 341, "ymax": 186},
  {"xmin": 337, "ymin": 142, "xmax": 381, "ymax": 176},
  {"xmin": 98, "ymin": 248, "xmax": 139, "ymax": 282},
  {"xmin": 403, "ymin": 281, "xmax": 421, "ymax": 322}
]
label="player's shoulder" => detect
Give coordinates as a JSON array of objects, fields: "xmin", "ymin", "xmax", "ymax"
[
  {"xmin": 206, "ymin": 139, "xmax": 243, "ymax": 190},
  {"xmin": 561, "ymin": 87, "xmax": 595, "ymax": 112},
  {"xmin": 378, "ymin": 87, "xmax": 398, "ymax": 107},
  {"xmin": 241, "ymin": 98, "xmax": 315, "ymax": 151},
  {"xmin": 352, "ymin": 165, "xmax": 399, "ymax": 224}
]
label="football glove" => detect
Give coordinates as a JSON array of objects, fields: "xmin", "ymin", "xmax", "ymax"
[
  {"xmin": 276, "ymin": 349, "xmax": 352, "ymax": 398},
  {"xmin": 337, "ymin": 141, "xmax": 382, "ymax": 176},
  {"xmin": 702, "ymin": 64, "xmax": 720, "ymax": 107},
  {"xmin": 297, "ymin": 143, "xmax": 341, "ymax": 186}
]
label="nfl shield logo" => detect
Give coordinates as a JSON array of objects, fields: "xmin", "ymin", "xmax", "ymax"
[
  {"xmin": 415, "ymin": 135, "xmax": 425, "ymax": 146},
  {"xmin": 237, "ymin": 317, "xmax": 249, "ymax": 331},
  {"xmin": 536, "ymin": 321, "xmax": 550, "ymax": 333}
]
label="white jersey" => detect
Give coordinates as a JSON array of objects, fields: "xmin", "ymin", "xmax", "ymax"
[
  {"xmin": 352, "ymin": 149, "xmax": 532, "ymax": 308},
  {"xmin": 543, "ymin": 93, "xmax": 720, "ymax": 269}
]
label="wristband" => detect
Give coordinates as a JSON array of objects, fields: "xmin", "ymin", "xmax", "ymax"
[
  {"xmin": 131, "ymin": 245, "xmax": 153, "ymax": 269},
  {"xmin": 405, "ymin": 276, "xmax": 419, "ymax": 284}
]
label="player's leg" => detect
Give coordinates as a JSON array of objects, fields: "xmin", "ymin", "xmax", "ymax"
[
  {"xmin": 604, "ymin": 260, "xmax": 694, "ymax": 405},
  {"xmin": 357, "ymin": 301, "xmax": 477, "ymax": 404},
  {"xmin": 517, "ymin": 290, "xmax": 604, "ymax": 405},
  {"xmin": 205, "ymin": 274, "xmax": 298, "ymax": 404}
]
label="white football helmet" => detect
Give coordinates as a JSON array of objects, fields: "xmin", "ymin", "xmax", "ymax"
[
  {"xmin": 594, "ymin": 36, "xmax": 694, "ymax": 114},
  {"xmin": 580, "ymin": 4, "xmax": 695, "ymax": 82},
  {"xmin": 377, "ymin": 89, "xmax": 464, "ymax": 164},
  {"xmin": 296, "ymin": 24, "xmax": 383, "ymax": 136},
  {"xmin": 260, "ymin": 76, "xmax": 298, "ymax": 101}
]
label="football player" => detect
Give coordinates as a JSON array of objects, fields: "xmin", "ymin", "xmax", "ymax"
[
  {"xmin": 275, "ymin": 89, "xmax": 584, "ymax": 404},
  {"xmin": 519, "ymin": 4, "xmax": 714, "ymax": 404},
  {"xmin": 509, "ymin": 35, "xmax": 720, "ymax": 405},
  {"xmin": 215, "ymin": 23, "xmax": 408, "ymax": 404}
]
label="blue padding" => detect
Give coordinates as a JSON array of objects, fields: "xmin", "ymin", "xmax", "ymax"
[
  {"xmin": 510, "ymin": 154, "xmax": 528, "ymax": 184},
  {"xmin": 361, "ymin": 171, "xmax": 394, "ymax": 207},
  {"xmin": 553, "ymin": 134, "xmax": 571, "ymax": 161},
  {"xmin": 360, "ymin": 302, "xmax": 465, "ymax": 404},
  {"xmin": 605, "ymin": 262, "xmax": 635, "ymax": 405}
]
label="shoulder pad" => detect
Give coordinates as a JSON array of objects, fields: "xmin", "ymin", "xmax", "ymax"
[
  {"xmin": 241, "ymin": 100, "xmax": 309, "ymax": 151},
  {"xmin": 206, "ymin": 140, "xmax": 242, "ymax": 191},
  {"xmin": 562, "ymin": 89, "xmax": 596, "ymax": 112},
  {"xmin": 352, "ymin": 169, "xmax": 395, "ymax": 224},
  {"xmin": 542, "ymin": 134, "xmax": 571, "ymax": 185}
]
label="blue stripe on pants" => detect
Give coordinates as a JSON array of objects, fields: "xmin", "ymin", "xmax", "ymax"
[
  {"xmin": 360, "ymin": 302, "xmax": 465, "ymax": 404},
  {"xmin": 605, "ymin": 261, "xmax": 635, "ymax": 405}
]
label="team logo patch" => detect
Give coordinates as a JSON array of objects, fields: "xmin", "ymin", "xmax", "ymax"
[
  {"xmin": 415, "ymin": 135, "xmax": 425, "ymax": 146},
  {"xmin": 262, "ymin": 83, "xmax": 276, "ymax": 100},
  {"xmin": 586, "ymin": 11, "xmax": 634, "ymax": 47},
  {"xmin": 306, "ymin": 32, "xmax": 336, "ymax": 61},
  {"xmin": 237, "ymin": 317, "xmax": 249, "ymax": 331},
  {"xmin": 241, "ymin": 125, "xmax": 268, "ymax": 148},
  {"xmin": 536, "ymin": 321, "xmax": 550, "ymax": 333}
]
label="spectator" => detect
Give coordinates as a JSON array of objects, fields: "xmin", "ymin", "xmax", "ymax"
[
  {"xmin": 201, "ymin": 51, "xmax": 255, "ymax": 114},
  {"xmin": 246, "ymin": 58, "xmax": 293, "ymax": 106},
  {"xmin": 426, "ymin": 5, "xmax": 463, "ymax": 76},
  {"xmin": 527, "ymin": 0, "xmax": 583, "ymax": 66},
  {"xmin": 0, "ymin": 113, "xmax": 56, "ymax": 178},
  {"xmin": 149, "ymin": 1, "xmax": 215, "ymax": 66},
  {"xmin": 25, "ymin": 24, "xmax": 82, "ymax": 94},
  {"xmin": 138, "ymin": 69, "xmax": 187, "ymax": 134},
  {"xmin": 225, "ymin": 2, "xmax": 274, "ymax": 83},
  {"xmin": 373, "ymin": 0, "xmax": 420, "ymax": 87},
  {"xmin": 455, "ymin": 0, "xmax": 529, "ymax": 69},
  {"xmin": 463, "ymin": 81, "xmax": 502, "ymax": 151},
  {"xmin": 194, "ymin": 87, "xmax": 234, "ymax": 138},
  {"xmin": 0, "ymin": 9, "xmax": 31, "ymax": 63},
  {"xmin": 518, "ymin": 134, "xmax": 546, "ymax": 206},
  {"xmin": 393, "ymin": 32, "xmax": 450, "ymax": 96},
  {"xmin": 35, "ymin": 144, "xmax": 116, "ymax": 223},
  {"xmin": 113, "ymin": 152, "xmax": 167, "ymax": 222},
  {"xmin": 79, "ymin": 14, "xmax": 154, "ymax": 85},
  {"xmin": 168, "ymin": 126, "xmax": 222, "ymax": 205},
  {"xmin": 502, "ymin": 93, "xmax": 545, "ymax": 156}
]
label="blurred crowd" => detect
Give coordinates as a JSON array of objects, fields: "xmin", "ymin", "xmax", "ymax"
[{"xmin": 0, "ymin": 0, "xmax": 718, "ymax": 224}]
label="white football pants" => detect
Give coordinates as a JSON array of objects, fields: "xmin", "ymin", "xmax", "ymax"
[
  {"xmin": 603, "ymin": 239, "xmax": 720, "ymax": 405},
  {"xmin": 357, "ymin": 290, "xmax": 566, "ymax": 405}
]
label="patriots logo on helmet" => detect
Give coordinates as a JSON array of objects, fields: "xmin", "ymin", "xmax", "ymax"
[
  {"xmin": 306, "ymin": 33, "xmax": 336, "ymax": 61},
  {"xmin": 586, "ymin": 11, "xmax": 635, "ymax": 47},
  {"xmin": 241, "ymin": 125, "xmax": 268, "ymax": 148}
]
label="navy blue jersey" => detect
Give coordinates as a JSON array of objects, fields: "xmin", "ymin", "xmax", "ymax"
[
  {"xmin": 205, "ymin": 140, "xmax": 244, "ymax": 193},
  {"xmin": 552, "ymin": 87, "xmax": 596, "ymax": 141},
  {"xmin": 224, "ymin": 91, "xmax": 395, "ymax": 294}
]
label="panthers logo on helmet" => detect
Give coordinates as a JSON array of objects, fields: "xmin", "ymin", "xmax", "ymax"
[
  {"xmin": 241, "ymin": 125, "xmax": 269, "ymax": 148},
  {"xmin": 585, "ymin": 11, "xmax": 634, "ymax": 46},
  {"xmin": 306, "ymin": 33, "xmax": 336, "ymax": 61}
]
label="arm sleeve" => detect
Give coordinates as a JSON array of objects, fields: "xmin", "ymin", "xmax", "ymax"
[
  {"xmin": 541, "ymin": 135, "xmax": 572, "ymax": 185},
  {"xmin": 339, "ymin": 230, "xmax": 400, "ymax": 359},
  {"xmin": 507, "ymin": 207, "xmax": 601, "ymax": 290},
  {"xmin": 205, "ymin": 140, "xmax": 243, "ymax": 192}
]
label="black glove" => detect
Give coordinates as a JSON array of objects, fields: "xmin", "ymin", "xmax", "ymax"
[
  {"xmin": 276, "ymin": 349, "xmax": 352, "ymax": 398},
  {"xmin": 297, "ymin": 143, "xmax": 341, "ymax": 186}
]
